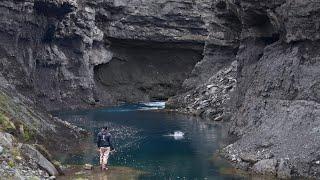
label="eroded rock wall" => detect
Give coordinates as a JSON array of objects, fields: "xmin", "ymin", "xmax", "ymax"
[
  {"xmin": 0, "ymin": 0, "xmax": 213, "ymax": 110},
  {"xmin": 94, "ymin": 41, "xmax": 203, "ymax": 104},
  {"xmin": 222, "ymin": 0, "xmax": 320, "ymax": 179},
  {"xmin": 0, "ymin": 0, "xmax": 112, "ymax": 111},
  {"xmin": 170, "ymin": 0, "xmax": 320, "ymax": 178}
]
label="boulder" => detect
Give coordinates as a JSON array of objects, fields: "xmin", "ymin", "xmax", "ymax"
[
  {"xmin": 84, "ymin": 164, "xmax": 93, "ymax": 170},
  {"xmin": 239, "ymin": 153, "xmax": 259, "ymax": 164},
  {"xmin": 252, "ymin": 159, "xmax": 277, "ymax": 175},
  {"xmin": 277, "ymin": 159, "xmax": 291, "ymax": 179},
  {"xmin": 20, "ymin": 144, "xmax": 59, "ymax": 176},
  {"xmin": 0, "ymin": 132, "xmax": 14, "ymax": 149}
]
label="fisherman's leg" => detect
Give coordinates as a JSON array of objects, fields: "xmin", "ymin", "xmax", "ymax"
[
  {"xmin": 100, "ymin": 148, "xmax": 107, "ymax": 169},
  {"xmin": 99, "ymin": 148, "xmax": 104, "ymax": 165},
  {"xmin": 103, "ymin": 147, "xmax": 111, "ymax": 168}
]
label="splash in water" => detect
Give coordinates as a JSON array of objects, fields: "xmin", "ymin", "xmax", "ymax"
[
  {"xmin": 139, "ymin": 102, "xmax": 166, "ymax": 110},
  {"xmin": 165, "ymin": 131, "xmax": 185, "ymax": 140}
]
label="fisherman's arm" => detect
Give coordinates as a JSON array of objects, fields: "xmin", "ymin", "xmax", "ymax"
[
  {"xmin": 96, "ymin": 133, "xmax": 101, "ymax": 148},
  {"xmin": 109, "ymin": 135, "xmax": 115, "ymax": 151}
]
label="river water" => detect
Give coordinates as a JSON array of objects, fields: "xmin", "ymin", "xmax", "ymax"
[{"xmin": 54, "ymin": 102, "xmax": 243, "ymax": 179}]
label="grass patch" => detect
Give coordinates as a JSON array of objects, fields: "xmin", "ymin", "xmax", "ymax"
[
  {"xmin": 8, "ymin": 160, "xmax": 15, "ymax": 168},
  {"xmin": 11, "ymin": 147, "xmax": 21, "ymax": 158},
  {"xmin": 0, "ymin": 112, "xmax": 15, "ymax": 132},
  {"xmin": 19, "ymin": 125, "xmax": 35, "ymax": 142}
]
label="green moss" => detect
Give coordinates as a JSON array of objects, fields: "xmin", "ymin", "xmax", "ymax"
[
  {"xmin": 0, "ymin": 112, "xmax": 15, "ymax": 131},
  {"xmin": 53, "ymin": 160, "xmax": 62, "ymax": 167},
  {"xmin": 22, "ymin": 125, "xmax": 35, "ymax": 142},
  {"xmin": 11, "ymin": 147, "xmax": 21, "ymax": 158},
  {"xmin": 8, "ymin": 160, "xmax": 15, "ymax": 168},
  {"xmin": 0, "ymin": 92, "xmax": 11, "ymax": 112},
  {"xmin": 28, "ymin": 177, "xmax": 40, "ymax": 180}
]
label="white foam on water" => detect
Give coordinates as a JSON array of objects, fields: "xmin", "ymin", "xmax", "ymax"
[
  {"xmin": 165, "ymin": 131, "xmax": 185, "ymax": 140},
  {"xmin": 140, "ymin": 101, "xmax": 166, "ymax": 110},
  {"xmin": 142, "ymin": 101, "xmax": 166, "ymax": 107}
]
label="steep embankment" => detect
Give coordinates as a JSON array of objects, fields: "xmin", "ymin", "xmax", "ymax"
[
  {"xmin": 169, "ymin": 0, "xmax": 320, "ymax": 179},
  {"xmin": 0, "ymin": 76, "xmax": 86, "ymax": 179}
]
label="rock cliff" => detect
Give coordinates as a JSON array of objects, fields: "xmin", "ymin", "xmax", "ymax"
[
  {"xmin": 0, "ymin": 0, "xmax": 212, "ymax": 111},
  {"xmin": 169, "ymin": 0, "xmax": 320, "ymax": 179},
  {"xmin": 0, "ymin": 0, "xmax": 319, "ymax": 179}
]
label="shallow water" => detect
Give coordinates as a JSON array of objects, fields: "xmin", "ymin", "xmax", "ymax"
[{"xmin": 54, "ymin": 103, "xmax": 243, "ymax": 179}]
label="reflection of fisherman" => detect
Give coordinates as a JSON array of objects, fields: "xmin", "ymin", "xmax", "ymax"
[{"xmin": 96, "ymin": 126, "xmax": 115, "ymax": 170}]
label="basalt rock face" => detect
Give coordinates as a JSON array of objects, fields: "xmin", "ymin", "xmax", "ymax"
[
  {"xmin": 0, "ymin": 0, "xmax": 109, "ymax": 111},
  {"xmin": 91, "ymin": 0, "xmax": 211, "ymax": 104},
  {"xmin": 170, "ymin": 0, "xmax": 320, "ymax": 178},
  {"xmin": 221, "ymin": 0, "xmax": 320, "ymax": 179},
  {"xmin": 0, "ymin": 0, "xmax": 212, "ymax": 111},
  {"xmin": 94, "ymin": 41, "xmax": 202, "ymax": 103},
  {"xmin": 167, "ymin": 0, "xmax": 241, "ymax": 121}
]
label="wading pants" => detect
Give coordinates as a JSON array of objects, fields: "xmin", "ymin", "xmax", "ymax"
[{"xmin": 99, "ymin": 147, "xmax": 111, "ymax": 166}]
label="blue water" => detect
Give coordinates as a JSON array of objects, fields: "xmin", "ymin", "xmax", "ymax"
[{"xmin": 54, "ymin": 103, "xmax": 242, "ymax": 179}]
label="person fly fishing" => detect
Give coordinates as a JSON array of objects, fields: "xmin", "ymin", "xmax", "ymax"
[{"xmin": 96, "ymin": 126, "xmax": 115, "ymax": 170}]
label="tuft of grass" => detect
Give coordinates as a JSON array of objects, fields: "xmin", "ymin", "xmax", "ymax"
[
  {"xmin": 0, "ymin": 112, "xmax": 15, "ymax": 131},
  {"xmin": 8, "ymin": 160, "xmax": 15, "ymax": 168},
  {"xmin": 21, "ymin": 125, "xmax": 35, "ymax": 142},
  {"xmin": 11, "ymin": 147, "xmax": 21, "ymax": 158}
]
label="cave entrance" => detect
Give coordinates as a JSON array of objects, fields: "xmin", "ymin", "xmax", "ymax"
[{"xmin": 94, "ymin": 39, "xmax": 204, "ymax": 104}]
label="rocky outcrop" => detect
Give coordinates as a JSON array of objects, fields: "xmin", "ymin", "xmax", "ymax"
[
  {"xmin": 0, "ymin": 0, "xmax": 213, "ymax": 111},
  {"xmin": 0, "ymin": 0, "xmax": 103, "ymax": 111},
  {"xmin": 20, "ymin": 144, "xmax": 58, "ymax": 176},
  {"xmin": 167, "ymin": 60, "xmax": 237, "ymax": 121},
  {"xmin": 171, "ymin": 0, "xmax": 320, "ymax": 179},
  {"xmin": 0, "ymin": 132, "xmax": 54, "ymax": 179},
  {"xmin": 219, "ymin": 0, "xmax": 320, "ymax": 179},
  {"xmin": 0, "ymin": 73, "xmax": 86, "ymax": 178},
  {"xmin": 167, "ymin": 0, "xmax": 241, "ymax": 120}
]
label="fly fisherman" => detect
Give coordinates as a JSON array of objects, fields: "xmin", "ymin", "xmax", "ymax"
[{"xmin": 96, "ymin": 126, "xmax": 115, "ymax": 170}]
